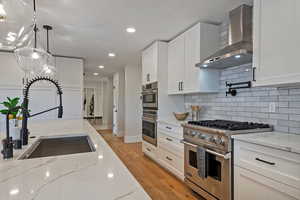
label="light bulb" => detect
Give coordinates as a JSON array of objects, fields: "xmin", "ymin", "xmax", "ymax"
[
  {"xmin": 43, "ymin": 65, "xmax": 51, "ymax": 74},
  {"xmin": 31, "ymin": 52, "xmax": 40, "ymax": 59},
  {"xmin": 0, "ymin": 4, "xmax": 7, "ymax": 22}
]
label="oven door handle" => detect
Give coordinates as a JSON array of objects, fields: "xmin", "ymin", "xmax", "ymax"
[
  {"xmin": 142, "ymin": 117, "xmax": 156, "ymax": 123},
  {"xmin": 181, "ymin": 140, "xmax": 231, "ymax": 160}
]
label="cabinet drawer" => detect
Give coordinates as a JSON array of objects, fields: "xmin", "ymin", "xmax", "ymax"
[
  {"xmin": 157, "ymin": 121, "xmax": 183, "ymax": 139},
  {"xmin": 142, "ymin": 141, "xmax": 157, "ymax": 160},
  {"xmin": 158, "ymin": 132, "xmax": 184, "ymax": 158},
  {"xmin": 235, "ymin": 166, "xmax": 300, "ymax": 200},
  {"xmin": 158, "ymin": 148, "xmax": 184, "ymax": 179},
  {"xmin": 234, "ymin": 140, "xmax": 300, "ymax": 190}
]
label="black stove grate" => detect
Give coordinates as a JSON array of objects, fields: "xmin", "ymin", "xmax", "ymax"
[{"xmin": 188, "ymin": 120, "xmax": 270, "ymax": 131}]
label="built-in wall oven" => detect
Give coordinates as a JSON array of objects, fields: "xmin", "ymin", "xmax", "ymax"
[
  {"xmin": 142, "ymin": 109, "xmax": 157, "ymax": 146},
  {"xmin": 142, "ymin": 82, "xmax": 158, "ymax": 146},
  {"xmin": 142, "ymin": 82, "xmax": 158, "ymax": 110}
]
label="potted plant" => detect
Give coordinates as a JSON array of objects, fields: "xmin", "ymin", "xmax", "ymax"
[{"xmin": 0, "ymin": 97, "xmax": 22, "ymax": 159}]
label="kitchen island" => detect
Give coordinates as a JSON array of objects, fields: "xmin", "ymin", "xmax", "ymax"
[{"xmin": 0, "ymin": 119, "xmax": 151, "ymax": 200}]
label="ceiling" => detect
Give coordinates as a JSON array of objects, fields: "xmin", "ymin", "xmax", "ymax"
[{"xmin": 12, "ymin": 0, "xmax": 253, "ymax": 77}]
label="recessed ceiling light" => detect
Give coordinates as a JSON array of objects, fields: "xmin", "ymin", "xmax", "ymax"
[
  {"xmin": 108, "ymin": 53, "xmax": 116, "ymax": 57},
  {"xmin": 93, "ymin": 72, "xmax": 99, "ymax": 76},
  {"xmin": 202, "ymin": 64, "xmax": 208, "ymax": 67},
  {"xmin": 126, "ymin": 27, "xmax": 136, "ymax": 33},
  {"xmin": 98, "ymin": 65, "xmax": 104, "ymax": 69}
]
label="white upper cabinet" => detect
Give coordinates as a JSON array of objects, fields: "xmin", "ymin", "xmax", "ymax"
[
  {"xmin": 168, "ymin": 34, "xmax": 185, "ymax": 94},
  {"xmin": 142, "ymin": 42, "xmax": 159, "ymax": 85},
  {"xmin": 168, "ymin": 23, "xmax": 220, "ymax": 95},
  {"xmin": 253, "ymin": 0, "xmax": 300, "ymax": 87}
]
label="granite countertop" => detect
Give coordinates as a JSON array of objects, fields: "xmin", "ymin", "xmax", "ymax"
[
  {"xmin": 0, "ymin": 119, "xmax": 151, "ymax": 200},
  {"xmin": 232, "ymin": 132, "xmax": 300, "ymax": 154}
]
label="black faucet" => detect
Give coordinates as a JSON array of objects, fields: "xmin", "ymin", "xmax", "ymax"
[{"xmin": 20, "ymin": 76, "xmax": 63, "ymax": 146}]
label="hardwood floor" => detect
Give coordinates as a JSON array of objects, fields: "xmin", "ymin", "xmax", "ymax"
[{"xmin": 97, "ymin": 130, "xmax": 203, "ymax": 200}]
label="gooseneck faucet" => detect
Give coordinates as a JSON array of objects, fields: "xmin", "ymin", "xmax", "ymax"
[{"xmin": 20, "ymin": 76, "xmax": 63, "ymax": 146}]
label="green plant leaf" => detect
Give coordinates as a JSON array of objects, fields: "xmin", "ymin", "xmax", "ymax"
[
  {"xmin": 2, "ymin": 102, "xmax": 10, "ymax": 108},
  {"xmin": 0, "ymin": 109, "xmax": 9, "ymax": 115}
]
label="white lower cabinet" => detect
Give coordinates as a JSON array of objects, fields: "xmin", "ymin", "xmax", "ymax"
[
  {"xmin": 157, "ymin": 147, "xmax": 184, "ymax": 180},
  {"xmin": 234, "ymin": 166, "xmax": 300, "ymax": 200},
  {"xmin": 157, "ymin": 121, "xmax": 184, "ymax": 180},
  {"xmin": 142, "ymin": 121, "xmax": 184, "ymax": 180},
  {"xmin": 142, "ymin": 141, "xmax": 158, "ymax": 161},
  {"xmin": 234, "ymin": 140, "xmax": 300, "ymax": 200}
]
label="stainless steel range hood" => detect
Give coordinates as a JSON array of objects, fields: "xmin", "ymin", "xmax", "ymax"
[{"xmin": 196, "ymin": 4, "xmax": 253, "ymax": 69}]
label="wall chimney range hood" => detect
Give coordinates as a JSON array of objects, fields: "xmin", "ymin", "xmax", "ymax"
[{"xmin": 196, "ymin": 4, "xmax": 253, "ymax": 69}]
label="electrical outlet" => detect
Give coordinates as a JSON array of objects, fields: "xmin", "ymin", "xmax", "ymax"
[{"xmin": 269, "ymin": 102, "xmax": 276, "ymax": 113}]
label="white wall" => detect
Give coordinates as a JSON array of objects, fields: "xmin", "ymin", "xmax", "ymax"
[
  {"xmin": 118, "ymin": 70, "xmax": 125, "ymax": 136},
  {"xmin": 124, "ymin": 64, "xmax": 142, "ymax": 143},
  {"xmin": 102, "ymin": 77, "xmax": 113, "ymax": 129},
  {"xmin": 0, "ymin": 52, "xmax": 83, "ymax": 132}
]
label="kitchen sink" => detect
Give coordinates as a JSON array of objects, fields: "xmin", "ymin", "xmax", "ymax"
[{"xmin": 19, "ymin": 135, "xmax": 96, "ymax": 160}]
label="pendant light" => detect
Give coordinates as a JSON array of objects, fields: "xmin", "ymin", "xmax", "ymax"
[
  {"xmin": 14, "ymin": 0, "xmax": 52, "ymax": 79},
  {"xmin": 0, "ymin": 0, "xmax": 34, "ymax": 50},
  {"xmin": 40, "ymin": 24, "xmax": 57, "ymax": 79}
]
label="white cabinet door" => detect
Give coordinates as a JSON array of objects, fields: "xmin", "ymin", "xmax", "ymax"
[
  {"xmin": 253, "ymin": 0, "xmax": 300, "ymax": 87},
  {"xmin": 0, "ymin": 52, "xmax": 24, "ymax": 87},
  {"xmin": 184, "ymin": 23, "xmax": 220, "ymax": 93},
  {"xmin": 184, "ymin": 23, "xmax": 201, "ymax": 93},
  {"xmin": 168, "ymin": 34, "xmax": 185, "ymax": 94},
  {"xmin": 142, "ymin": 48, "xmax": 150, "ymax": 85},
  {"xmin": 234, "ymin": 166, "xmax": 300, "ymax": 200},
  {"xmin": 142, "ymin": 42, "xmax": 158, "ymax": 85},
  {"xmin": 149, "ymin": 43, "xmax": 158, "ymax": 83}
]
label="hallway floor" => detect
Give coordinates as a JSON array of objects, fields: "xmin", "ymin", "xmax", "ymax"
[{"xmin": 97, "ymin": 130, "xmax": 203, "ymax": 200}]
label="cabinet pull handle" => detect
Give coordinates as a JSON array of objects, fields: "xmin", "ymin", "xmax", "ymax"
[
  {"xmin": 181, "ymin": 82, "xmax": 184, "ymax": 91},
  {"xmin": 178, "ymin": 82, "xmax": 180, "ymax": 91},
  {"xmin": 166, "ymin": 126, "xmax": 172, "ymax": 130},
  {"xmin": 253, "ymin": 67, "xmax": 256, "ymax": 81},
  {"xmin": 146, "ymin": 148, "xmax": 151, "ymax": 152},
  {"xmin": 166, "ymin": 156, "xmax": 173, "ymax": 161},
  {"xmin": 166, "ymin": 137, "xmax": 173, "ymax": 142},
  {"xmin": 255, "ymin": 158, "xmax": 275, "ymax": 166}
]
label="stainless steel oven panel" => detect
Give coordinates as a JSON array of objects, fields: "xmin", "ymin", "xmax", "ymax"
[
  {"xmin": 142, "ymin": 117, "xmax": 157, "ymax": 146},
  {"xmin": 142, "ymin": 91, "xmax": 158, "ymax": 109},
  {"xmin": 183, "ymin": 141, "xmax": 231, "ymax": 200},
  {"xmin": 142, "ymin": 82, "xmax": 158, "ymax": 109}
]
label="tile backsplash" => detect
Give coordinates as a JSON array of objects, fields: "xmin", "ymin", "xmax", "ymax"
[{"xmin": 184, "ymin": 63, "xmax": 300, "ymax": 135}]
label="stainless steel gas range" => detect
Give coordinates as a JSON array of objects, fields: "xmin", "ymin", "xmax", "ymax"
[{"xmin": 181, "ymin": 120, "xmax": 272, "ymax": 200}]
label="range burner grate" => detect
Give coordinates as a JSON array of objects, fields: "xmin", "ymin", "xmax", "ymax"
[{"xmin": 188, "ymin": 120, "xmax": 270, "ymax": 131}]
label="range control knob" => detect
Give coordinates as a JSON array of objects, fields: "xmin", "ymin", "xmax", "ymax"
[
  {"xmin": 219, "ymin": 137, "xmax": 226, "ymax": 146},
  {"xmin": 190, "ymin": 131, "xmax": 197, "ymax": 137},
  {"xmin": 198, "ymin": 134, "xmax": 205, "ymax": 139},
  {"xmin": 210, "ymin": 136, "xmax": 218, "ymax": 143}
]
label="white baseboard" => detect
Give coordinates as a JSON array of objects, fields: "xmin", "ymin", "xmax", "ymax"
[
  {"xmin": 94, "ymin": 123, "xmax": 112, "ymax": 130},
  {"xmin": 114, "ymin": 130, "xmax": 124, "ymax": 137},
  {"xmin": 124, "ymin": 134, "xmax": 142, "ymax": 143}
]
